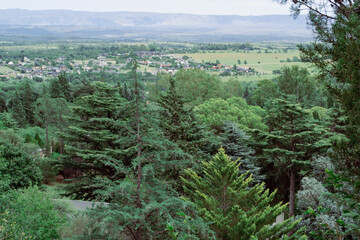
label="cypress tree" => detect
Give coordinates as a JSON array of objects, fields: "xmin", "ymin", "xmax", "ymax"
[{"xmin": 182, "ymin": 148, "xmax": 307, "ymax": 239}]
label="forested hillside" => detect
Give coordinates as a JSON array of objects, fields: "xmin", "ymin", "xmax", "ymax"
[{"xmin": 1, "ymin": 0, "xmax": 360, "ymax": 239}]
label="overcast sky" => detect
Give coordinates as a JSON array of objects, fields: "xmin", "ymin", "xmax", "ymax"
[{"xmin": 0, "ymin": 0, "xmax": 291, "ymax": 15}]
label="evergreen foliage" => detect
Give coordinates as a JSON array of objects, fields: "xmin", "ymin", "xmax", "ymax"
[
  {"xmin": 49, "ymin": 72, "xmax": 72, "ymax": 102},
  {"xmin": 0, "ymin": 112, "xmax": 17, "ymax": 130},
  {"xmin": 10, "ymin": 91, "xmax": 27, "ymax": 127},
  {"xmin": 0, "ymin": 96, "xmax": 7, "ymax": 113},
  {"xmin": 221, "ymin": 121, "xmax": 265, "ymax": 184},
  {"xmin": 276, "ymin": 65, "xmax": 324, "ymax": 107},
  {"xmin": 86, "ymin": 54, "xmax": 213, "ymax": 240},
  {"xmin": 253, "ymin": 99, "xmax": 331, "ymax": 217},
  {"xmin": 59, "ymin": 81, "xmax": 126, "ymax": 200},
  {"xmin": 182, "ymin": 148, "xmax": 307, "ymax": 239},
  {"xmin": 0, "ymin": 186, "xmax": 64, "ymax": 240},
  {"xmin": 22, "ymin": 81, "xmax": 36, "ymax": 125},
  {"xmin": 157, "ymin": 76, "xmax": 208, "ymax": 160}
]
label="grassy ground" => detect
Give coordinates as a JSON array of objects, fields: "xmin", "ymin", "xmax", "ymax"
[
  {"xmin": 0, "ymin": 66, "xmax": 17, "ymax": 74},
  {"xmin": 186, "ymin": 49, "xmax": 312, "ymax": 82}
]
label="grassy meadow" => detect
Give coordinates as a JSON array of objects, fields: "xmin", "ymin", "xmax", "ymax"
[{"xmin": 186, "ymin": 49, "xmax": 312, "ymax": 82}]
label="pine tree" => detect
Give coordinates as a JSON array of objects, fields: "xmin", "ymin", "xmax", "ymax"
[
  {"xmin": 59, "ymin": 81, "xmax": 127, "ymax": 200},
  {"xmin": 86, "ymin": 54, "xmax": 212, "ymax": 239},
  {"xmin": 10, "ymin": 92, "xmax": 26, "ymax": 127},
  {"xmin": 49, "ymin": 78, "xmax": 62, "ymax": 99},
  {"xmin": 275, "ymin": 2, "xmax": 360, "ymax": 236},
  {"xmin": 0, "ymin": 96, "xmax": 7, "ymax": 113},
  {"xmin": 157, "ymin": 76, "xmax": 206, "ymax": 157},
  {"xmin": 253, "ymin": 99, "xmax": 331, "ymax": 217},
  {"xmin": 22, "ymin": 81, "xmax": 36, "ymax": 125},
  {"xmin": 35, "ymin": 88, "xmax": 56, "ymax": 148},
  {"xmin": 49, "ymin": 73, "xmax": 72, "ymax": 102},
  {"xmin": 221, "ymin": 121, "xmax": 265, "ymax": 184},
  {"xmin": 181, "ymin": 148, "xmax": 307, "ymax": 239},
  {"xmin": 58, "ymin": 72, "xmax": 72, "ymax": 102},
  {"xmin": 35, "ymin": 87, "xmax": 70, "ymax": 154}
]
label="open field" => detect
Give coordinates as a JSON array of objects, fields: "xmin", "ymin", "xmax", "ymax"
[
  {"xmin": 0, "ymin": 66, "xmax": 17, "ymax": 74},
  {"xmin": 186, "ymin": 49, "xmax": 312, "ymax": 82},
  {"xmin": 187, "ymin": 49, "xmax": 302, "ymax": 65}
]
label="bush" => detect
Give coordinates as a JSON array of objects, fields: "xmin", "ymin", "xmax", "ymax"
[
  {"xmin": 0, "ymin": 186, "xmax": 65, "ymax": 240},
  {"xmin": 0, "ymin": 140, "xmax": 42, "ymax": 189},
  {"xmin": 59, "ymin": 213, "xmax": 92, "ymax": 239}
]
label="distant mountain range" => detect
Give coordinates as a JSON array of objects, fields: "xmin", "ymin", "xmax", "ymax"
[{"xmin": 0, "ymin": 9, "xmax": 311, "ymax": 42}]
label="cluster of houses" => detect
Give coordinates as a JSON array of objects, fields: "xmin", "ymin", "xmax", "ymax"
[{"xmin": 0, "ymin": 50, "xmax": 254, "ymax": 80}]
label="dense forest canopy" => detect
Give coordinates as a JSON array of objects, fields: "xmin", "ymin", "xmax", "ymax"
[{"xmin": 1, "ymin": 1, "xmax": 360, "ymax": 239}]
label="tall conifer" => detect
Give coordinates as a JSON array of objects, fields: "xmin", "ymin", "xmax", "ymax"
[
  {"xmin": 87, "ymin": 54, "xmax": 209, "ymax": 239},
  {"xmin": 182, "ymin": 148, "xmax": 306, "ymax": 239},
  {"xmin": 221, "ymin": 121, "xmax": 265, "ymax": 184},
  {"xmin": 253, "ymin": 99, "xmax": 330, "ymax": 217},
  {"xmin": 60, "ymin": 81, "xmax": 126, "ymax": 199}
]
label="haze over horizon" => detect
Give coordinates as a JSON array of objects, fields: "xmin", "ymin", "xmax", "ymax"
[{"xmin": 0, "ymin": 0, "xmax": 291, "ymax": 16}]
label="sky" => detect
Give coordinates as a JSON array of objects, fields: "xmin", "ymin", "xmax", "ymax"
[{"xmin": 0, "ymin": 0, "xmax": 291, "ymax": 15}]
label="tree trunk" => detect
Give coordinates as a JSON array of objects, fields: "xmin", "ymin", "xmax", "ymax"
[
  {"xmin": 45, "ymin": 116, "xmax": 50, "ymax": 155},
  {"xmin": 289, "ymin": 169, "xmax": 295, "ymax": 217},
  {"xmin": 59, "ymin": 113, "xmax": 64, "ymax": 155}
]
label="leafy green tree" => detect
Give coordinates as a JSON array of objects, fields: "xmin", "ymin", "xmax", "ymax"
[
  {"xmin": 0, "ymin": 112, "xmax": 17, "ymax": 130},
  {"xmin": 277, "ymin": 0, "xmax": 360, "ymax": 168},
  {"xmin": 222, "ymin": 78, "xmax": 244, "ymax": 99},
  {"xmin": 182, "ymin": 148, "xmax": 307, "ymax": 239},
  {"xmin": 0, "ymin": 186, "xmax": 64, "ymax": 240},
  {"xmin": 276, "ymin": 65, "xmax": 324, "ymax": 107},
  {"xmin": 49, "ymin": 78, "xmax": 62, "ymax": 99},
  {"xmin": 0, "ymin": 140, "xmax": 42, "ymax": 189},
  {"xmin": 35, "ymin": 88, "xmax": 56, "ymax": 147},
  {"xmin": 35, "ymin": 87, "xmax": 70, "ymax": 153},
  {"xmin": 34, "ymin": 133, "xmax": 43, "ymax": 148},
  {"xmin": 195, "ymin": 97, "xmax": 268, "ymax": 132},
  {"xmin": 58, "ymin": 72, "xmax": 72, "ymax": 101},
  {"xmin": 174, "ymin": 69, "xmax": 223, "ymax": 105},
  {"xmin": 252, "ymin": 99, "xmax": 331, "ymax": 217},
  {"xmin": 252, "ymin": 79, "xmax": 279, "ymax": 108},
  {"xmin": 0, "ymin": 146, "xmax": 10, "ymax": 193}
]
